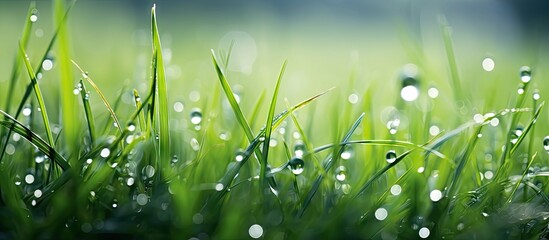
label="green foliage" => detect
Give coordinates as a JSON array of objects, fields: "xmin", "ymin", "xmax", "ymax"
[{"xmin": 0, "ymin": 2, "xmax": 548, "ymax": 239}]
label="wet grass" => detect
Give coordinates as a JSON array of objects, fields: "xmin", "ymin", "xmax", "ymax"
[{"xmin": 1, "ymin": 2, "xmax": 549, "ymax": 239}]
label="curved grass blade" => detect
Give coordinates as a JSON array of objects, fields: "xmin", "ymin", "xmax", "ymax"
[
  {"xmin": 0, "ymin": 110, "xmax": 69, "ymax": 170},
  {"xmin": 259, "ymin": 61, "xmax": 287, "ymax": 190},
  {"xmin": 19, "ymin": 43, "xmax": 55, "ymax": 148},
  {"xmin": 151, "ymin": 4, "xmax": 170, "ymax": 170},
  {"xmin": 79, "ymin": 79, "xmax": 96, "ymax": 145},
  {"xmin": 506, "ymin": 152, "xmax": 537, "ymax": 204},
  {"xmin": 71, "ymin": 60, "xmax": 122, "ymax": 134},
  {"xmin": 297, "ymin": 113, "xmax": 365, "ymax": 218},
  {"xmin": 509, "ymin": 101, "xmax": 544, "ymax": 155}
]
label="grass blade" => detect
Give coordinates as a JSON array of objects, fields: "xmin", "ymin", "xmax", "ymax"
[
  {"xmin": 506, "ymin": 152, "xmax": 537, "ymax": 204},
  {"xmin": 19, "ymin": 43, "xmax": 55, "ymax": 148},
  {"xmin": 509, "ymin": 101, "xmax": 544, "ymax": 155},
  {"xmin": 260, "ymin": 61, "xmax": 287, "ymax": 190},
  {"xmin": 151, "ymin": 4, "xmax": 170, "ymax": 170},
  {"xmin": 79, "ymin": 79, "xmax": 96, "ymax": 146}
]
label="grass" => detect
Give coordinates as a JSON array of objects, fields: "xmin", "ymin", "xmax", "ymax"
[{"xmin": 1, "ymin": 2, "xmax": 549, "ymax": 239}]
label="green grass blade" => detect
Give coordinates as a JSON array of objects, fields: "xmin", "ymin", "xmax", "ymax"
[
  {"xmin": 79, "ymin": 79, "xmax": 96, "ymax": 146},
  {"xmin": 509, "ymin": 101, "xmax": 544, "ymax": 155},
  {"xmin": 298, "ymin": 113, "xmax": 365, "ymax": 217},
  {"xmin": 151, "ymin": 4, "xmax": 170, "ymax": 169},
  {"xmin": 19, "ymin": 43, "xmax": 55, "ymax": 148},
  {"xmin": 259, "ymin": 61, "xmax": 287, "ymax": 190},
  {"xmin": 211, "ymin": 49, "xmax": 254, "ymax": 141},
  {"xmin": 0, "ymin": 110, "xmax": 69, "ymax": 170},
  {"xmin": 71, "ymin": 60, "xmax": 123, "ymax": 134},
  {"xmin": 439, "ymin": 15, "xmax": 466, "ymax": 106},
  {"xmin": 506, "ymin": 152, "xmax": 537, "ymax": 204}
]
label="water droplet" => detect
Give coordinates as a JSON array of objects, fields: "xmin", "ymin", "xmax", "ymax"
[
  {"xmin": 294, "ymin": 141, "xmax": 305, "ymax": 157},
  {"xmin": 390, "ymin": 184, "xmax": 402, "ymax": 196},
  {"xmin": 112, "ymin": 203, "xmax": 117, "ymax": 208},
  {"xmin": 430, "ymin": 189, "xmax": 443, "ymax": 202},
  {"xmin": 82, "ymin": 72, "xmax": 89, "ymax": 78},
  {"xmin": 484, "ymin": 171, "xmax": 494, "ymax": 180},
  {"xmin": 22, "ymin": 105, "xmax": 32, "ymax": 116},
  {"xmin": 173, "ymin": 101, "xmax": 184, "ymax": 112},
  {"xmin": 341, "ymin": 183, "xmax": 351, "ymax": 194},
  {"xmin": 543, "ymin": 136, "xmax": 549, "ymax": 152},
  {"xmin": 348, "ymin": 93, "xmax": 359, "ymax": 104},
  {"xmin": 142, "ymin": 165, "xmax": 155, "ymax": 178},
  {"xmin": 248, "ymin": 224, "xmax": 263, "ymax": 239},
  {"xmin": 419, "ymin": 227, "xmax": 430, "ymax": 238},
  {"xmin": 386, "ymin": 150, "xmax": 397, "ymax": 163},
  {"xmin": 520, "ymin": 66, "xmax": 532, "ymax": 83},
  {"xmin": 34, "ymin": 189, "xmax": 42, "ymax": 198},
  {"xmin": 269, "ymin": 139, "xmax": 278, "ymax": 147},
  {"xmin": 427, "ymin": 87, "xmax": 439, "ymax": 99},
  {"xmin": 215, "ymin": 183, "xmax": 224, "ymax": 191},
  {"xmin": 136, "ymin": 193, "xmax": 148, "ymax": 206},
  {"xmin": 375, "ymin": 208, "xmax": 388, "ymax": 221},
  {"xmin": 14, "ymin": 175, "xmax": 21, "ymax": 186},
  {"xmin": 292, "ymin": 131, "xmax": 301, "ymax": 139},
  {"xmin": 86, "ymin": 158, "xmax": 93, "ymax": 164},
  {"xmin": 417, "ymin": 167, "xmax": 425, "ymax": 173},
  {"xmin": 189, "ymin": 91, "xmax": 201, "ymax": 102},
  {"xmin": 127, "ymin": 177, "xmax": 135, "ymax": 186},
  {"xmin": 482, "ymin": 57, "xmax": 495, "ymax": 72},
  {"xmin": 35, "ymin": 155, "xmax": 45, "ymax": 163},
  {"xmin": 42, "ymin": 59, "xmax": 53, "ymax": 71},
  {"xmin": 335, "ymin": 166, "xmax": 347, "ymax": 181},
  {"xmin": 127, "ymin": 123, "xmax": 136, "ymax": 132},
  {"xmin": 190, "ymin": 138, "xmax": 200, "ymax": 151},
  {"xmin": 386, "ymin": 119, "xmax": 400, "ymax": 134},
  {"xmin": 25, "ymin": 174, "xmax": 35, "ymax": 184},
  {"xmin": 288, "ymin": 157, "xmax": 304, "ymax": 175},
  {"xmin": 511, "ymin": 127, "xmax": 523, "ymax": 144},
  {"xmin": 171, "ymin": 155, "xmax": 179, "ymax": 164},
  {"xmin": 30, "ymin": 14, "xmax": 38, "ymax": 22},
  {"xmin": 73, "ymin": 87, "xmax": 80, "ymax": 95},
  {"xmin": 341, "ymin": 148, "xmax": 352, "ymax": 160},
  {"xmin": 533, "ymin": 90, "xmax": 540, "ymax": 101},
  {"xmin": 518, "ymin": 84, "xmax": 525, "ymax": 95},
  {"xmin": 401, "ymin": 85, "xmax": 419, "ymax": 102},
  {"xmin": 457, "ymin": 222, "xmax": 465, "ymax": 231},
  {"xmin": 235, "ymin": 150, "xmax": 245, "ymax": 162},
  {"xmin": 429, "ymin": 125, "xmax": 440, "ymax": 136},
  {"xmin": 100, "ymin": 148, "xmax": 110, "ymax": 158},
  {"xmin": 190, "ymin": 108, "xmax": 202, "ymax": 125}
]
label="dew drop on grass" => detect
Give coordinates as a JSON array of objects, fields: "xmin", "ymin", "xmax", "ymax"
[
  {"xmin": 127, "ymin": 123, "xmax": 136, "ymax": 132},
  {"xmin": 136, "ymin": 193, "xmax": 148, "ymax": 206},
  {"xmin": 533, "ymin": 90, "xmax": 540, "ymax": 101},
  {"xmin": 215, "ymin": 183, "xmax": 224, "ymax": 191},
  {"xmin": 112, "ymin": 203, "xmax": 117, "ymax": 208},
  {"xmin": 429, "ymin": 125, "xmax": 440, "ymax": 136},
  {"xmin": 390, "ymin": 184, "xmax": 402, "ymax": 196},
  {"xmin": 375, "ymin": 208, "xmax": 388, "ymax": 221},
  {"xmin": 520, "ymin": 66, "xmax": 532, "ymax": 83},
  {"xmin": 543, "ymin": 136, "xmax": 549, "ymax": 152},
  {"xmin": 82, "ymin": 72, "xmax": 89, "ymax": 78},
  {"xmin": 142, "ymin": 165, "xmax": 155, "ymax": 178},
  {"xmin": 248, "ymin": 224, "xmax": 263, "ymax": 239},
  {"xmin": 100, "ymin": 148, "xmax": 110, "ymax": 158},
  {"xmin": 386, "ymin": 119, "xmax": 400, "ymax": 134},
  {"xmin": 31, "ymin": 200, "xmax": 37, "ymax": 206},
  {"xmin": 34, "ymin": 189, "xmax": 42, "ymax": 198},
  {"xmin": 335, "ymin": 166, "xmax": 347, "ymax": 181},
  {"xmin": 22, "ymin": 105, "xmax": 32, "ymax": 116},
  {"xmin": 294, "ymin": 141, "xmax": 305, "ymax": 157},
  {"xmin": 14, "ymin": 175, "xmax": 21, "ymax": 186},
  {"xmin": 235, "ymin": 150, "xmax": 244, "ymax": 162},
  {"xmin": 173, "ymin": 101, "xmax": 184, "ymax": 112},
  {"xmin": 190, "ymin": 138, "xmax": 200, "ymax": 151},
  {"xmin": 400, "ymin": 64, "xmax": 420, "ymax": 102},
  {"xmin": 510, "ymin": 127, "xmax": 523, "ymax": 144},
  {"xmin": 484, "ymin": 171, "xmax": 494, "ymax": 180},
  {"xmin": 30, "ymin": 14, "xmax": 38, "ymax": 22},
  {"xmin": 5, "ymin": 144, "xmax": 15, "ymax": 155},
  {"xmin": 417, "ymin": 167, "xmax": 425, "ymax": 173},
  {"xmin": 35, "ymin": 155, "xmax": 45, "ymax": 163},
  {"xmin": 401, "ymin": 85, "xmax": 419, "ymax": 102},
  {"xmin": 482, "ymin": 57, "xmax": 495, "ymax": 72},
  {"xmin": 341, "ymin": 183, "xmax": 351, "ymax": 194},
  {"xmin": 348, "ymin": 93, "xmax": 359, "ymax": 104},
  {"xmin": 430, "ymin": 189, "xmax": 443, "ymax": 202},
  {"xmin": 25, "ymin": 174, "xmax": 35, "ymax": 184},
  {"xmin": 457, "ymin": 222, "xmax": 465, "ymax": 231},
  {"xmin": 341, "ymin": 149, "xmax": 352, "ymax": 160},
  {"xmin": 190, "ymin": 108, "xmax": 202, "ymax": 125},
  {"xmin": 518, "ymin": 84, "xmax": 525, "ymax": 95},
  {"xmin": 288, "ymin": 157, "xmax": 304, "ymax": 175},
  {"xmin": 127, "ymin": 177, "xmax": 135, "ymax": 186},
  {"xmin": 386, "ymin": 150, "xmax": 397, "ymax": 163},
  {"xmin": 419, "ymin": 227, "xmax": 430, "ymax": 238}
]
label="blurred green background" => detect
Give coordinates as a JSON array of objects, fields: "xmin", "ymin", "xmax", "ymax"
[{"xmin": 0, "ymin": 0, "xmax": 548, "ymax": 135}]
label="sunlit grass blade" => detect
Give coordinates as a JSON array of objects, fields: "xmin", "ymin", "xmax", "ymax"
[
  {"xmin": 151, "ymin": 4, "xmax": 170, "ymax": 170},
  {"xmin": 211, "ymin": 49, "xmax": 254, "ymax": 141},
  {"xmin": 506, "ymin": 152, "xmax": 537, "ymax": 204},
  {"xmin": 19, "ymin": 43, "xmax": 55, "ymax": 148},
  {"xmin": 259, "ymin": 61, "xmax": 287, "ymax": 190},
  {"xmin": 134, "ymin": 89, "xmax": 147, "ymax": 132},
  {"xmin": 79, "ymin": 79, "xmax": 96, "ymax": 145},
  {"xmin": 439, "ymin": 15, "xmax": 466, "ymax": 106},
  {"xmin": 71, "ymin": 60, "xmax": 122, "ymax": 134},
  {"xmin": 509, "ymin": 101, "xmax": 544, "ymax": 155},
  {"xmin": 298, "ymin": 113, "xmax": 365, "ymax": 217},
  {"xmin": 0, "ymin": 110, "xmax": 69, "ymax": 170}
]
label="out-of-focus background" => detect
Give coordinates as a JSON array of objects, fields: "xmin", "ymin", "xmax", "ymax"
[{"xmin": 0, "ymin": 0, "xmax": 548, "ymax": 126}]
